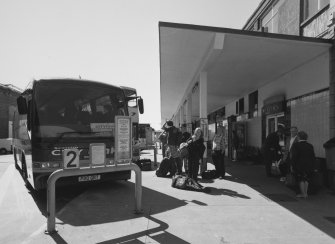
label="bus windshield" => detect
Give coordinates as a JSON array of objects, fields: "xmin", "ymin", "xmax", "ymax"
[{"xmin": 34, "ymin": 80, "xmax": 127, "ymax": 138}]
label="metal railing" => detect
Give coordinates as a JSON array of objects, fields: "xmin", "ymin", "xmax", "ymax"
[{"xmin": 45, "ymin": 163, "xmax": 142, "ymax": 234}]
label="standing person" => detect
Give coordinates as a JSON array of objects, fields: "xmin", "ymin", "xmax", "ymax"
[
  {"xmin": 186, "ymin": 127, "xmax": 205, "ymax": 181},
  {"xmin": 232, "ymin": 130, "xmax": 239, "ymax": 161},
  {"xmin": 158, "ymin": 130, "xmax": 167, "ymax": 158},
  {"xmin": 263, "ymin": 126, "xmax": 284, "ymax": 177},
  {"xmin": 212, "ymin": 125, "xmax": 226, "ymax": 179},
  {"xmin": 180, "ymin": 125, "xmax": 191, "ymax": 174},
  {"xmin": 280, "ymin": 126, "xmax": 299, "ymax": 181},
  {"xmin": 163, "ymin": 120, "xmax": 183, "ymax": 175},
  {"xmin": 291, "ymin": 131, "xmax": 316, "ymax": 198}
]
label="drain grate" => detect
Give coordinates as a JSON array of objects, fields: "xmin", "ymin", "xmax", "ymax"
[
  {"xmin": 325, "ymin": 216, "xmax": 335, "ymax": 224},
  {"xmin": 262, "ymin": 193, "xmax": 298, "ymax": 202}
]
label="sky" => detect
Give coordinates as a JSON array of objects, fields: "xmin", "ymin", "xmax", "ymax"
[{"xmin": 0, "ymin": 0, "xmax": 262, "ymax": 130}]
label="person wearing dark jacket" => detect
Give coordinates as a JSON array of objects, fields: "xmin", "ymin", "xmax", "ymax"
[
  {"xmin": 263, "ymin": 126, "xmax": 284, "ymax": 177},
  {"xmin": 163, "ymin": 120, "xmax": 183, "ymax": 175},
  {"xmin": 291, "ymin": 131, "xmax": 315, "ymax": 198},
  {"xmin": 181, "ymin": 125, "xmax": 191, "ymax": 174},
  {"xmin": 186, "ymin": 127, "xmax": 205, "ymax": 181}
]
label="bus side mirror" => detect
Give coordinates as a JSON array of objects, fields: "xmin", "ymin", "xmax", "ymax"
[
  {"xmin": 138, "ymin": 98, "xmax": 144, "ymax": 114},
  {"xmin": 17, "ymin": 96, "xmax": 28, "ymax": 115}
]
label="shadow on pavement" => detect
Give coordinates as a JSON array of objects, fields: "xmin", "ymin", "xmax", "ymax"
[
  {"xmin": 224, "ymin": 158, "xmax": 335, "ymax": 239},
  {"xmin": 96, "ymin": 216, "xmax": 189, "ymax": 244},
  {"xmin": 30, "ymin": 180, "xmax": 187, "ymax": 226},
  {"xmin": 205, "ymin": 187, "xmax": 251, "ymax": 199}
]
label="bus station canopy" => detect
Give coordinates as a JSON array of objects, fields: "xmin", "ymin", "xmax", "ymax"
[{"xmin": 159, "ymin": 22, "xmax": 332, "ymax": 124}]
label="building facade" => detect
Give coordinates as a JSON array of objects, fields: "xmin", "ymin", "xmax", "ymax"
[
  {"xmin": 0, "ymin": 84, "xmax": 21, "ymax": 138},
  {"xmin": 205, "ymin": 0, "xmax": 335, "ymax": 160},
  {"xmin": 159, "ymin": 0, "xmax": 335, "ymax": 185}
]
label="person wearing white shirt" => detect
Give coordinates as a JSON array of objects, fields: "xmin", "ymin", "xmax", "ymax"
[{"xmin": 280, "ymin": 126, "xmax": 298, "ymax": 181}]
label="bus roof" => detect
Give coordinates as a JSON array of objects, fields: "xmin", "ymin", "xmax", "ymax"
[{"xmin": 34, "ymin": 78, "xmax": 122, "ymax": 90}]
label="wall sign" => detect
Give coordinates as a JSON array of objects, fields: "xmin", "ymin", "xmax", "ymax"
[
  {"xmin": 262, "ymin": 101, "xmax": 285, "ymax": 116},
  {"xmin": 115, "ymin": 116, "xmax": 132, "ymax": 163}
]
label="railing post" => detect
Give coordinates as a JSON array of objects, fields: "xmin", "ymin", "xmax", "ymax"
[
  {"xmin": 45, "ymin": 169, "xmax": 62, "ymax": 234},
  {"xmin": 133, "ymin": 165, "xmax": 143, "ymax": 213}
]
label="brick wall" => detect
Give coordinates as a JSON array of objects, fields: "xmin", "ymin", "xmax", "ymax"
[{"xmin": 290, "ymin": 90, "xmax": 329, "ymax": 158}]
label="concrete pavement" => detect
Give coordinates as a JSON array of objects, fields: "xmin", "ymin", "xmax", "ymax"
[{"xmin": 8, "ymin": 150, "xmax": 335, "ymax": 244}]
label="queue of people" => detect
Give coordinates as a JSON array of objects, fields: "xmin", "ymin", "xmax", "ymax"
[
  {"xmin": 157, "ymin": 121, "xmax": 317, "ymax": 198},
  {"xmin": 157, "ymin": 121, "xmax": 225, "ymax": 182},
  {"xmin": 263, "ymin": 125, "xmax": 316, "ymax": 199}
]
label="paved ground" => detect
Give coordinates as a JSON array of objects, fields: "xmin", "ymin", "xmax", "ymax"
[{"xmin": 1, "ymin": 150, "xmax": 335, "ymax": 244}]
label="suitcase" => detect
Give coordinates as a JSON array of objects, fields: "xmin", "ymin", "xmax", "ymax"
[{"xmin": 136, "ymin": 159, "xmax": 152, "ymax": 171}]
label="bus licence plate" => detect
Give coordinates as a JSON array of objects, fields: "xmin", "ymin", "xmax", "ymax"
[{"xmin": 78, "ymin": 174, "xmax": 101, "ymax": 182}]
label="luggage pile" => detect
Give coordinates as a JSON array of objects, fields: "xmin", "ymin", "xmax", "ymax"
[{"xmin": 171, "ymin": 175, "xmax": 210, "ymax": 192}]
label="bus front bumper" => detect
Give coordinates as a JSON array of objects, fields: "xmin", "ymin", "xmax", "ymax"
[{"xmin": 33, "ymin": 170, "xmax": 131, "ymax": 190}]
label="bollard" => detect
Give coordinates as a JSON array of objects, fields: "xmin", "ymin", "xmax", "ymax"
[
  {"xmin": 153, "ymin": 147, "xmax": 157, "ymax": 166},
  {"xmin": 45, "ymin": 163, "xmax": 142, "ymax": 234}
]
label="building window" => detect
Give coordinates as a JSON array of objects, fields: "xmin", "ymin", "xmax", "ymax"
[
  {"xmin": 261, "ymin": 0, "xmax": 285, "ymax": 33},
  {"xmin": 239, "ymin": 98, "xmax": 244, "ymax": 115},
  {"xmin": 236, "ymin": 101, "xmax": 239, "ymax": 115},
  {"xmin": 303, "ymin": 0, "xmax": 329, "ymax": 21},
  {"xmin": 249, "ymin": 90, "xmax": 258, "ymax": 118}
]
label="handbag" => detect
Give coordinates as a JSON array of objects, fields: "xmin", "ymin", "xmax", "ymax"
[{"xmin": 271, "ymin": 159, "xmax": 281, "ymax": 176}]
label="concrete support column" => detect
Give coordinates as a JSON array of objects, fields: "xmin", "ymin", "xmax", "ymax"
[
  {"xmin": 179, "ymin": 107, "xmax": 183, "ymax": 128},
  {"xmin": 199, "ymin": 72, "xmax": 208, "ymax": 172},
  {"xmin": 186, "ymin": 93, "xmax": 193, "ymax": 134}
]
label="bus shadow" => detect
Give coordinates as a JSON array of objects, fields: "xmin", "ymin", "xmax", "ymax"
[{"xmin": 30, "ymin": 180, "xmax": 187, "ymax": 226}]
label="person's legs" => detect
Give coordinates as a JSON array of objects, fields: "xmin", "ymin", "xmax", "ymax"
[
  {"xmin": 162, "ymin": 144, "xmax": 166, "ymax": 158},
  {"xmin": 264, "ymin": 151, "xmax": 272, "ymax": 177},
  {"xmin": 175, "ymin": 157, "xmax": 183, "ymax": 175},
  {"xmin": 299, "ymin": 181, "xmax": 306, "ymax": 197},
  {"xmin": 220, "ymin": 151, "xmax": 226, "ymax": 178},
  {"xmin": 187, "ymin": 160, "xmax": 193, "ymax": 178},
  {"xmin": 304, "ymin": 181, "xmax": 309, "ymax": 198},
  {"xmin": 212, "ymin": 151, "xmax": 219, "ymax": 177},
  {"xmin": 192, "ymin": 162, "xmax": 200, "ymax": 181},
  {"xmin": 183, "ymin": 158, "xmax": 189, "ymax": 175}
]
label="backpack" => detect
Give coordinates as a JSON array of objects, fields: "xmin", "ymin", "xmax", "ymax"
[
  {"xmin": 156, "ymin": 157, "xmax": 176, "ymax": 177},
  {"xmin": 201, "ymin": 170, "xmax": 217, "ymax": 179},
  {"xmin": 167, "ymin": 127, "xmax": 183, "ymax": 146}
]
